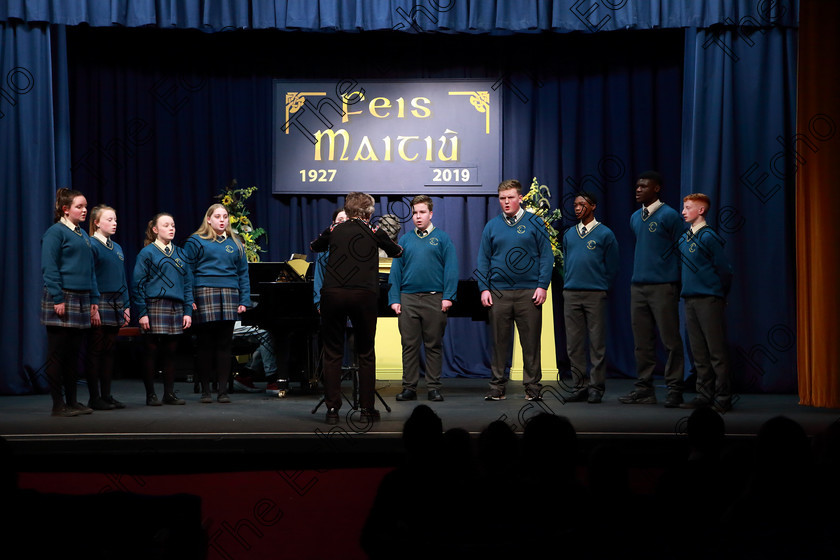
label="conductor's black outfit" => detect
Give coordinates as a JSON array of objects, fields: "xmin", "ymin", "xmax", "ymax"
[{"xmin": 311, "ymin": 218, "xmax": 403, "ymax": 412}]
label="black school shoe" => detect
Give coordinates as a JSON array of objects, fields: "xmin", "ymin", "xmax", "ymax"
[
  {"xmin": 664, "ymin": 393, "xmax": 684, "ymax": 408},
  {"xmin": 89, "ymin": 396, "xmax": 116, "ymax": 410},
  {"xmin": 565, "ymin": 389, "xmax": 589, "ymax": 403},
  {"xmin": 618, "ymin": 390, "xmax": 657, "ymax": 405},
  {"xmin": 163, "ymin": 392, "xmax": 186, "ymax": 405},
  {"xmin": 428, "ymin": 389, "xmax": 444, "ymax": 402},
  {"xmin": 484, "ymin": 389, "xmax": 506, "ymax": 401},
  {"xmin": 326, "ymin": 407, "xmax": 339, "ymax": 424},
  {"xmin": 104, "ymin": 395, "xmax": 126, "ymax": 409},
  {"xmin": 360, "ymin": 408, "xmax": 381, "ymax": 421}
]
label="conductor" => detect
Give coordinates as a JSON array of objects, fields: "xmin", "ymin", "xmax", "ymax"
[{"xmin": 310, "ymin": 192, "xmax": 403, "ymax": 424}]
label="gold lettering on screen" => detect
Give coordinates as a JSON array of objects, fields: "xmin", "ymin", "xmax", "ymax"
[{"xmin": 314, "ymin": 129, "xmax": 459, "ymax": 162}]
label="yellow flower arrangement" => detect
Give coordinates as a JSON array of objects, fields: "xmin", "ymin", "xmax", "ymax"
[
  {"xmin": 522, "ymin": 177, "xmax": 564, "ymax": 273},
  {"xmin": 215, "ymin": 180, "xmax": 267, "ymax": 263}
]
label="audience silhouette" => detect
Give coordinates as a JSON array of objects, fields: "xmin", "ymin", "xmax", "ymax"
[
  {"xmin": 360, "ymin": 409, "xmax": 839, "ymax": 560},
  {"xmin": 360, "ymin": 405, "xmax": 446, "ymax": 560},
  {"xmin": 7, "ymin": 405, "xmax": 839, "ymax": 560}
]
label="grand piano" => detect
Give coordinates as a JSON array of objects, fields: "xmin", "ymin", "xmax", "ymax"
[{"xmin": 241, "ymin": 260, "xmax": 487, "ymax": 389}]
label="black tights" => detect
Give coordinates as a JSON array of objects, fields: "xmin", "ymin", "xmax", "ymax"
[
  {"xmin": 87, "ymin": 325, "xmax": 120, "ymax": 400},
  {"xmin": 142, "ymin": 334, "xmax": 179, "ymax": 396},
  {"xmin": 195, "ymin": 321, "xmax": 234, "ymax": 395},
  {"xmin": 45, "ymin": 326, "xmax": 85, "ymax": 408}
]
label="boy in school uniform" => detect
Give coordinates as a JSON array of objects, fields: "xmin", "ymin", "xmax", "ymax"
[
  {"xmin": 562, "ymin": 192, "xmax": 620, "ymax": 404},
  {"xmin": 619, "ymin": 171, "xmax": 686, "ymax": 407},
  {"xmin": 477, "ymin": 179, "xmax": 554, "ymax": 402},
  {"xmin": 678, "ymin": 193, "xmax": 734, "ymax": 412},
  {"xmin": 389, "ymin": 195, "xmax": 459, "ymax": 402}
]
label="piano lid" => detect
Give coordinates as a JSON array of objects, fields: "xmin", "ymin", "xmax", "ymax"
[{"xmin": 248, "ymin": 261, "xmax": 309, "ymax": 291}]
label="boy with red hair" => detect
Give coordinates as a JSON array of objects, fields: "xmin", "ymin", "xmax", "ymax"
[{"xmin": 679, "ymin": 193, "xmax": 734, "ymax": 412}]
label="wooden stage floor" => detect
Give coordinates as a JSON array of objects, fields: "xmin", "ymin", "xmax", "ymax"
[{"xmin": 3, "ymin": 377, "xmax": 838, "ymax": 473}]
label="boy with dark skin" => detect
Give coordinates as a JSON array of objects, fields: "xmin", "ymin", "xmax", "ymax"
[
  {"xmin": 619, "ymin": 171, "xmax": 686, "ymax": 407},
  {"xmin": 562, "ymin": 192, "xmax": 619, "ymax": 403}
]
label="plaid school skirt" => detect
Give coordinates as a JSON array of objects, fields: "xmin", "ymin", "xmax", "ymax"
[
  {"xmin": 193, "ymin": 286, "xmax": 239, "ymax": 324},
  {"xmin": 98, "ymin": 291, "xmax": 128, "ymax": 327},
  {"xmin": 40, "ymin": 289, "xmax": 92, "ymax": 329},
  {"xmin": 145, "ymin": 298, "xmax": 186, "ymax": 335}
]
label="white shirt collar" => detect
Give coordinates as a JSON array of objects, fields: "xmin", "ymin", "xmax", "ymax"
[
  {"xmin": 579, "ymin": 218, "xmax": 600, "ymax": 234},
  {"xmin": 93, "ymin": 231, "xmax": 110, "ymax": 246},
  {"xmin": 415, "ymin": 223, "xmax": 435, "ymax": 237},
  {"xmin": 643, "ymin": 200, "xmax": 664, "ymax": 217},
  {"xmin": 504, "ymin": 208, "xmax": 525, "ymax": 224},
  {"xmin": 154, "ymin": 239, "xmax": 174, "ymax": 254},
  {"xmin": 60, "ymin": 217, "xmax": 81, "ymax": 232}
]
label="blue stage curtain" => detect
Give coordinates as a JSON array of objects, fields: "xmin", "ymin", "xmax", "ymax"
[
  {"xmin": 681, "ymin": 25, "xmax": 798, "ymax": 393},
  {"xmin": 57, "ymin": 28, "xmax": 684, "ymax": 385},
  {"xmin": 0, "ymin": 21, "xmax": 70, "ymax": 394},
  {"xmin": 1, "ymin": 0, "xmax": 798, "ymax": 32},
  {"xmin": 0, "ymin": 2, "xmax": 801, "ymax": 394}
]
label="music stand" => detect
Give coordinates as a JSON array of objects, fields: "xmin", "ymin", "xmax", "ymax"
[{"xmin": 310, "ymin": 326, "xmax": 392, "ymax": 414}]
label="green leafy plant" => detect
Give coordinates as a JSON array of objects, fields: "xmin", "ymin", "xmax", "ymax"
[{"xmin": 216, "ymin": 180, "xmax": 266, "ymax": 263}]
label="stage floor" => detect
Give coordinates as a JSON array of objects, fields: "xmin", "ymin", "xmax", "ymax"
[
  {"xmin": 3, "ymin": 377, "xmax": 838, "ymax": 472},
  {"xmin": 6, "ymin": 377, "xmax": 837, "ymax": 560}
]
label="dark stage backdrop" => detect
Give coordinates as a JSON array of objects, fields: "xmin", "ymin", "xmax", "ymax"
[
  {"xmin": 61, "ymin": 27, "xmax": 684, "ymax": 386},
  {"xmin": 1, "ymin": 1, "xmax": 799, "ymax": 396}
]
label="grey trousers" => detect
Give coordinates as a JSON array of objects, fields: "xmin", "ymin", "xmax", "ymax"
[
  {"xmin": 398, "ymin": 292, "xmax": 448, "ymax": 390},
  {"xmin": 630, "ymin": 283, "xmax": 685, "ymax": 394},
  {"xmin": 563, "ymin": 289, "xmax": 607, "ymax": 393},
  {"xmin": 488, "ymin": 288, "xmax": 543, "ymax": 389},
  {"xmin": 684, "ymin": 296, "xmax": 731, "ymax": 404}
]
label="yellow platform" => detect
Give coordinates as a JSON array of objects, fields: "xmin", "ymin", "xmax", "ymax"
[{"xmin": 374, "ymin": 258, "xmax": 556, "ymax": 380}]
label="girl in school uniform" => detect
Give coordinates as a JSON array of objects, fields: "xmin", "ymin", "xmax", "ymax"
[
  {"xmin": 87, "ymin": 205, "xmax": 130, "ymax": 410},
  {"xmin": 183, "ymin": 204, "xmax": 251, "ymax": 404},
  {"xmin": 132, "ymin": 213, "xmax": 193, "ymax": 406},
  {"xmin": 40, "ymin": 188, "xmax": 100, "ymax": 417}
]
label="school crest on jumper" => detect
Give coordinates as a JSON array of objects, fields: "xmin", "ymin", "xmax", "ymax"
[
  {"xmin": 586, "ymin": 240, "xmax": 597, "ymax": 250},
  {"xmin": 117, "ymin": 251, "xmax": 124, "ymax": 261},
  {"xmin": 516, "ymin": 224, "xmax": 527, "ymax": 234},
  {"xmin": 688, "ymin": 242, "xmax": 697, "ymax": 253},
  {"xmin": 429, "ymin": 237, "xmax": 439, "ymax": 246},
  {"xmin": 226, "ymin": 245, "xmax": 235, "ymax": 253},
  {"xmin": 648, "ymin": 221, "xmax": 658, "ymax": 233}
]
